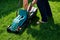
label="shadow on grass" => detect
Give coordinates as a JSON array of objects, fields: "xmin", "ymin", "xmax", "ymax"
[
  {"xmin": 0, "ymin": 0, "xmax": 23, "ymax": 18},
  {"xmin": 0, "ymin": 0, "xmax": 32, "ymax": 18},
  {"xmin": 26, "ymin": 16, "xmax": 60, "ymax": 40}
]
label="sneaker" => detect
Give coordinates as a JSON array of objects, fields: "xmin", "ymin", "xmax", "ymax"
[
  {"xmin": 36, "ymin": 20, "xmax": 47, "ymax": 24},
  {"xmin": 40, "ymin": 20, "xmax": 47, "ymax": 23}
]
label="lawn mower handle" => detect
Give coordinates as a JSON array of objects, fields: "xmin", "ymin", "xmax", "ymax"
[{"xmin": 27, "ymin": 3, "xmax": 33, "ymax": 12}]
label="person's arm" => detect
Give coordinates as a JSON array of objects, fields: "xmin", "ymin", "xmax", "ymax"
[
  {"xmin": 23, "ymin": 0, "xmax": 37, "ymax": 10},
  {"xmin": 27, "ymin": 0, "xmax": 37, "ymax": 11},
  {"xmin": 23, "ymin": 0, "xmax": 28, "ymax": 10}
]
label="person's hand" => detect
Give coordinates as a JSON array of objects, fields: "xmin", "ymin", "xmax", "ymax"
[
  {"xmin": 32, "ymin": 0, "xmax": 37, "ymax": 5},
  {"xmin": 27, "ymin": 0, "xmax": 37, "ymax": 11}
]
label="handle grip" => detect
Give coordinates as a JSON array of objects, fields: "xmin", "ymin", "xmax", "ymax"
[{"xmin": 27, "ymin": 3, "xmax": 33, "ymax": 12}]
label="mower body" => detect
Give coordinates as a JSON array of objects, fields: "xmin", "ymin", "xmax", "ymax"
[
  {"xmin": 7, "ymin": 10, "xmax": 27, "ymax": 32},
  {"xmin": 7, "ymin": 7, "xmax": 37, "ymax": 33}
]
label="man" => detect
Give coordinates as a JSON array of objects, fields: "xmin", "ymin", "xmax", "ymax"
[{"xmin": 23, "ymin": 0, "xmax": 52, "ymax": 23}]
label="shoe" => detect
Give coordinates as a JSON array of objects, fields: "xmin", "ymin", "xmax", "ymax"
[
  {"xmin": 36, "ymin": 20, "xmax": 47, "ymax": 24},
  {"xmin": 40, "ymin": 20, "xmax": 47, "ymax": 23}
]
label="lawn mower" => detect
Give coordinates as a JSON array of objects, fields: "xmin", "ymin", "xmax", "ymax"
[{"xmin": 7, "ymin": 2, "xmax": 37, "ymax": 33}]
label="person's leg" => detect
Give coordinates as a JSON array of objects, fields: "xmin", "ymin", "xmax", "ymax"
[
  {"xmin": 37, "ymin": 0, "xmax": 47, "ymax": 22},
  {"xmin": 45, "ymin": 0, "xmax": 52, "ymax": 17}
]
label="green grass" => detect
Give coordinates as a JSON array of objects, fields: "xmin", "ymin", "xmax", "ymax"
[{"xmin": 0, "ymin": 0, "xmax": 60, "ymax": 40}]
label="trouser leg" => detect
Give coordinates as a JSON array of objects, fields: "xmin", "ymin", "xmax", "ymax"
[
  {"xmin": 37, "ymin": 0, "xmax": 47, "ymax": 22},
  {"xmin": 45, "ymin": 0, "xmax": 52, "ymax": 17}
]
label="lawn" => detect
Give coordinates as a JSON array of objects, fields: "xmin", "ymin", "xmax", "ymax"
[{"xmin": 0, "ymin": 0, "xmax": 60, "ymax": 40}]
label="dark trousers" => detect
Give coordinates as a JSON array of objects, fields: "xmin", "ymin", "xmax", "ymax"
[{"xmin": 37, "ymin": 0, "xmax": 52, "ymax": 22}]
